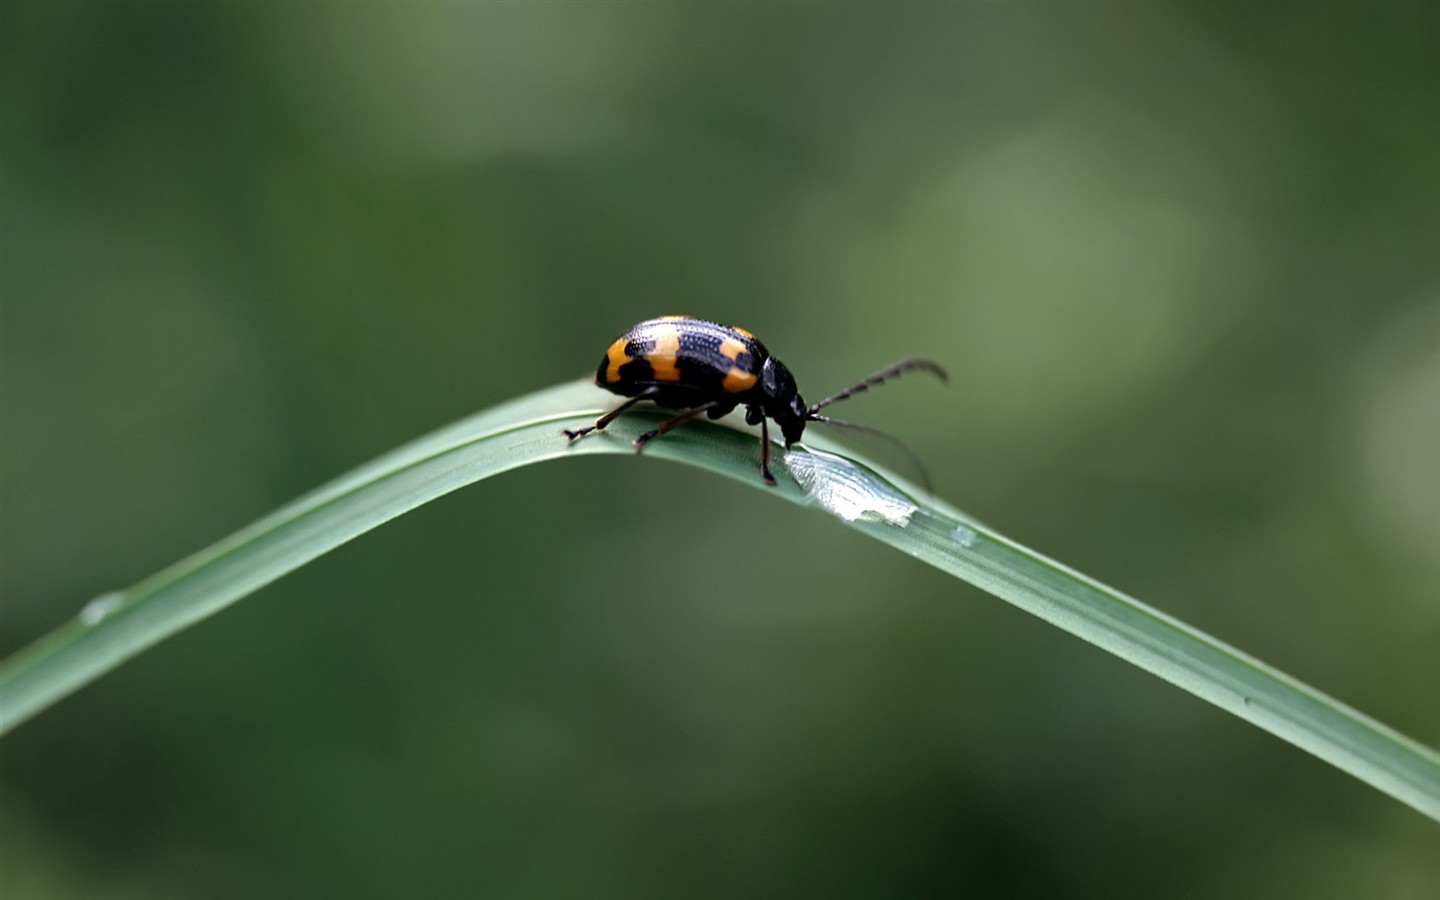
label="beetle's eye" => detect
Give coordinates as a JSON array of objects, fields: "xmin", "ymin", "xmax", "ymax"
[{"xmin": 791, "ymin": 395, "xmax": 807, "ymax": 419}]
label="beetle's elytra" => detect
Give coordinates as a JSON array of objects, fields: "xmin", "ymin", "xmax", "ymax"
[{"xmin": 563, "ymin": 315, "xmax": 945, "ymax": 486}]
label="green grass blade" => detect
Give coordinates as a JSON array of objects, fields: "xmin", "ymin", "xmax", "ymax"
[{"xmin": 2, "ymin": 379, "xmax": 1437, "ymax": 820}]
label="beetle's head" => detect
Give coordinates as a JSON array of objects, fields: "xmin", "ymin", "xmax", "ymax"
[{"xmin": 760, "ymin": 356, "xmax": 807, "ymax": 447}]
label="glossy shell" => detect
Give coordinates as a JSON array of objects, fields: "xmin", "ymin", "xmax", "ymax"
[{"xmin": 595, "ymin": 316, "xmax": 768, "ymax": 407}]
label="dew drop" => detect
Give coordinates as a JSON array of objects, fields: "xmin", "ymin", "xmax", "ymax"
[
  {"xmin": 786, "ymin": 449, "xmax": 917, "ymax": 526},
  {"xmin": 79, "ymin": 591, "xmax": 125, "ymax": 626}
]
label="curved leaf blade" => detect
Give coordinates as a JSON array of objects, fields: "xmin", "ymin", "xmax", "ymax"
[{"xmin": 1, "ymin": 380, "xmax": 1436, "ymax": 821}]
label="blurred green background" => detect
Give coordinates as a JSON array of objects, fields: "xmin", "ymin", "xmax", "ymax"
[{"xmin": 3, "ymin": 1, "xmax": 1438, "ymax": 897}]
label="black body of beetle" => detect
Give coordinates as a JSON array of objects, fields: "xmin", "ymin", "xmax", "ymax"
[{"xmin": 563, "ymin": 315, "xmax": 944, "ymax": 486}]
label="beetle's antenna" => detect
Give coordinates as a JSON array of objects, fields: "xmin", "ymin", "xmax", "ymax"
[
  {"xmin": 805, "ymin": 414, "xmax": 934, "ymax": 494},
  {"xmin": 806, "ymin": 358, "xmax": 947, "ymax": 414}
]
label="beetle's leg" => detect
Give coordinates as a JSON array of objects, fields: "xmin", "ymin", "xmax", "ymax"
[
  {"xmin": 759, "ymin": 417, "xmax": 776, "ymax": 486},
  {"xmin": 633, "ymin": 401, "xmax": 720, "ymax": 452},
  {"xmin": 563, "ymin": 388, "xmax": 657, "ymax": 442}
]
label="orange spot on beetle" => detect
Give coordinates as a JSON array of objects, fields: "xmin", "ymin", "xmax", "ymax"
[
  {"xmin": 718, "ymin": 338, "xmax": 747, "ymax": 361},
  {"xmin": 723, "ymin": 368, "xmax": 758, "ymax": 392},
  {"xmin": 604, "ymin": 339, "xmax": 632, "ymax": 383},
  {"xmin": 648, "ymin": 330, "xmax": 683, "ymax": 381}
]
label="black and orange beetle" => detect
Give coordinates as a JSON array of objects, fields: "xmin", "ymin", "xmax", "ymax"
[{"xmin": 563, "ymin": 316, "xmax": 946, "ymax": 485}]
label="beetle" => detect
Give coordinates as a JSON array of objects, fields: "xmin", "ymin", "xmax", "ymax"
[{"xmin": 562, "ymin": 315, "xmax": 946, "ymax": 485}]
